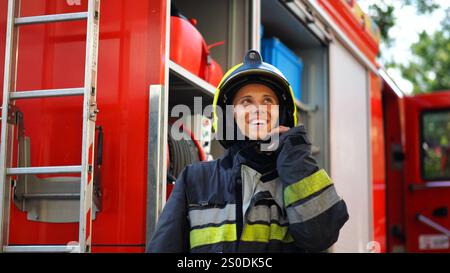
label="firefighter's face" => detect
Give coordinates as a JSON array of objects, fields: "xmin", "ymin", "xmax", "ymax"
[{"xmin": 232, "ymin": 83, "xmax": 279, "ymax": 140}]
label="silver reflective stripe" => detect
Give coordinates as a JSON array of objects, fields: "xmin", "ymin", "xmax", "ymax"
[
  {"xmin": 247, "ymin": 204, "xmax": 288, "ymax": 225},
  {"xmin": 188, "ymin": 204, "xmax": 236, "ymax": 228},
  {"xmin": 286, "ymin": 185, "xmax": 341, "ymax": 224},
  {"xmin": 254, "ymin": 176, "xmax": 284, "ymax": 210},
  {"xmin": 241, "ymin": 165, "xmax": 261, "ymax": 220},
  {"xmin": 241, "ymin": 165, "xmax": 285, "ymax": 217}
]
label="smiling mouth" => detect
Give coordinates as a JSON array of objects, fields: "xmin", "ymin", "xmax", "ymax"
[{"xmin": 249, "ymin": 119, "xmax": 268, "ymax": 126}]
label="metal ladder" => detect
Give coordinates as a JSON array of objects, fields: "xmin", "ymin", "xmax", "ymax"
[{"xmin": 0, "ymin": 0, "xmax": 100, "ymax": 253}]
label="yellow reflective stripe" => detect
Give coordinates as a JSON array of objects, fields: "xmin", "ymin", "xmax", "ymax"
[
  {"xmin": 212, "ymin": 63, "xmax": 243, "ymax": 132},
  {"xmin": 288, "ymin": 85, "xmax": 298, "ymax": 126},
  {"xmin": 189, "ymin": 224, "xmax": 237, "ymax": 249},
  {"xmin": 284, "ymin": 169, "xmax": 332, "ymax": 207},
  {"xmin": 241, "ymin": 223, "xmax": 294, "ymax": 243}
]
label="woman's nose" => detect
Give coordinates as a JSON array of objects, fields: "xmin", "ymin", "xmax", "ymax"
[{"xmin": 249, "ymin": 105, "xmax": 269, "ymax": 118}]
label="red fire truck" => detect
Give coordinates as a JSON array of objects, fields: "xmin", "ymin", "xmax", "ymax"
[
  {"xmin": 384, "ymin": 89, "xmax": 450, "ymax": 253},
  {"xmin": 0, "ymin": 0, "xmax": 449, "ymax": 253}
]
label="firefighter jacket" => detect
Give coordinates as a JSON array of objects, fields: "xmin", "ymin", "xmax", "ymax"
[{"xmin": 147, "ymin": 125, "xmax": 349, "ymax": 253}]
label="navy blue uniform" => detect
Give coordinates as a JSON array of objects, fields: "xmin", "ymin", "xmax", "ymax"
[{"xmin": 147, "ymin": 126, "xmax": 349, "ymax": 253}]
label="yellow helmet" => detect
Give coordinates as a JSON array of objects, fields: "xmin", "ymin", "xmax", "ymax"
[{"xmin": 212, "ymin": 49, "xmax": 298, "ymax": 148}]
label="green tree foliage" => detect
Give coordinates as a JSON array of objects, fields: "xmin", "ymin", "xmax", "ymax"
[
  {"xmin": 363, "ymin": 0, "xmax": 449, "ymax": 93},
  {"xmin": 366, "ymin": 0, "xmax": 439, "ymax": 46},
  {"xmin": 398, "ymin": 11, "xmax": 450, "ymax": 94},
  {"xmin": 367, "ymin": 3, "xmax": 396, "ymax": 46}
]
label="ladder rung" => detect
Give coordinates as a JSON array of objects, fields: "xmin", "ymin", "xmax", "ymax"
[
  {"xmin": 15, "ymin": 12, "xmax": 88, "ymax": 26},
  {"xmin": 7, "ymin": 166, "xmax": 82, "ymax": 175},
  {"xmin": 3, "ymin": 245, "xmax": 80, "ymax": 253},
  {"xmin": 10, "ymin": 88, "xmax": 84, "ymax": 100}
]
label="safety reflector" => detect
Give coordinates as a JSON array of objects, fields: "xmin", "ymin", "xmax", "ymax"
[{"xmin": 284, "ymin": 169, "xmax": 332, "ymax": 207}]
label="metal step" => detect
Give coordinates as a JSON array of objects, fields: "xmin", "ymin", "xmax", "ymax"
[
  {"xmin": 15, "ymin": 12, "xmax": 88, "ymax": 26},
  {"xmin": 22, "ymin": 193, "xmax": 81, "ymax": 200},
  {"xmin": 10, "ymin": 88, "xmax": 85, "ymax": 100},
  {"xmin": 3, "ymin": 244, "xmax": 80, "ymax": 253},
  {"xmin": 7, "ymin": 166, "xmax": 82, "ymax": 175}
]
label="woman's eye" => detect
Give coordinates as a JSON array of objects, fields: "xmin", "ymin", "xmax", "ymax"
[
  {"xmin": 264, "ymin": 97, "xmax": 275, "ymax": 104},
  {"xmin": 240, "ymin": 98, "xmax": 252, "ymax": 105}
]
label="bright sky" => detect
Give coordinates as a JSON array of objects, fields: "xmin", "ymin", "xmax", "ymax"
[{"xmin": 359, "ymin": 0, "xmax": 450, "ymax": 94}]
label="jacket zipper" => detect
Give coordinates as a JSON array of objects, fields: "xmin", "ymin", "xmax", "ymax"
[{"xmin": 232, "ymin": 142, "xmax": 259, "ymax": 252}]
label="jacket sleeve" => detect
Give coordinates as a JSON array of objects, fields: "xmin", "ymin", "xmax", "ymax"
[
  {"xmin": 276, "ymin": 125, "xmax": 349, "ymax": 252},
  {"xmin": 146, "ymin": 168, "xmax": 190, "ymax": 253}
]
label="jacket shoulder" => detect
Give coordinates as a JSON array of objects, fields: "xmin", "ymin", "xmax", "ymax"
[
  {"xmin": 183, "ymin": 159, "xmax": 219, "ymax": 181},
  {"xmin": 181, "ymin": 158, "xmax": 232, "ymax": 205}
]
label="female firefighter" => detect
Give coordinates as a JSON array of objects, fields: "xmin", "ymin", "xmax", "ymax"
[{"xmin": 147, "ymin": 49, "xmax": 349, "ymax": 253}]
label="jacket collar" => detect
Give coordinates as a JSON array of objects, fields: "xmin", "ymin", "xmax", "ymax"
[{"xmin": 221, "ymin": 142, "xmax": 278, "ymax": 180}]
